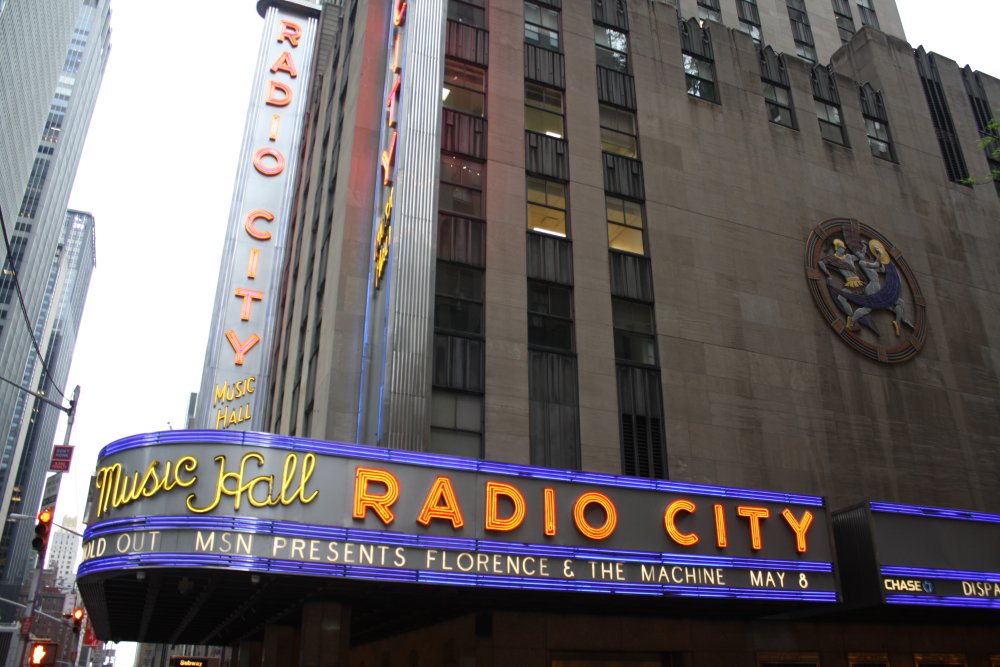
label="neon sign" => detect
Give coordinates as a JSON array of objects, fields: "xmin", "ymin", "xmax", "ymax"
[{"xmin": 371, "ymin": 0, "xmax": 408, "ymax": 289}]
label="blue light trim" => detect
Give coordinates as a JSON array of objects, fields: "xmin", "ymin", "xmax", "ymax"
[
  {"xmin": 870, "ymin": 502, "xmax": 1000, "ymax": 525},
  {"xmin": 84, "ymin": 515, "xmax": 833, "ymax": 573},
  {"xmin": 77, "ymin": 552, "xmax": 837, "ymax": 603},
  {"xmin": 881, "ymin": 566, "xmax": 1000, "ymax": 582},
  {"xmin": 98, "ymin": 430, "xmax": 825, "ymax": 506},
  {"xmin": 884, "ymin": 594, "xmax": 1000, "ymax": 609}
]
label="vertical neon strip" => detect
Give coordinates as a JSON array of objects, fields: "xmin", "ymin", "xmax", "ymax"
[
  {"xmin": 247, "ymin": 249, "xmax": 260, "ymax": 279},
  {"xmin": 269, "ymin": 114, "xmax": 280, "ymax": 141}
]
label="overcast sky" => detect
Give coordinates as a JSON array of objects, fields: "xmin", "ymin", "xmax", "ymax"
[{"xmin": 57, "ymin": 0, "xmax": 996, "ymax": 662}]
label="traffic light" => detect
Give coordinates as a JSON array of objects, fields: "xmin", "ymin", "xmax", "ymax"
[
  {"xmin": 31, "ymin": 508, "xmax": 53, "ymax": 556},
  {"xmin": 72, "ymin": 607, "xmax": 85, "ymax": 635},
  {"xmin": 28, "ymin": 641, "xmax": 57, "ymax": 666}
]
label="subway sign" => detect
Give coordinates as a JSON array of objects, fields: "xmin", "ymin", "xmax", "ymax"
[{"xmin": 80, "ymin": 431, "xmax": 837, "ymax": 602}]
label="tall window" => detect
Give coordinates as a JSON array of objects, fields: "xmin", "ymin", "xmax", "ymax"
[
  {"xmin": 735, "ymin": 0, "xmax": 762, "ymax": 45},
  {"xmin": 524, "ymin": 1, "xmax": 560, "ymax": 50},
  {"xmin": 430, "ymin": 390, "xmax": 483, "ymax": 457},
  {"xmin": 447, "ymin": 0, "xmax": 486, "ymax": 28},
  {"xmin": 435, "ymin": 262, "xmax": 484, "ymax": 336},
  {"xmin": 439, "ymin": 154, "xmax": 484, "ymax": 218},
  {"xmin": 697, "ymin": 0, "xmax": 722, "ymax": 23},
  {"xmin": 856, "ymin": 0, "xmax": 879, "ymax": 29},
  {"xmin": 831, "ymin": 0, "xmax": 856, "ymax": 43},
  {"xmin": 760, "ymin": 47, "xmax": 795, "ymax": 128},
  {"xmin": 527, "ymin": 176, "xmax": 567, "ymax": 237},
  {"xmin": 812, "ymin": 66, "xmax": 847, "ymax": 145},
  {"xmin": 786, "ymin": 0, "xmax": 817, "ymax": 64},
  {"xmin": 859, "ymin": 83, "xmax": 895, "ymax": 161},
  {"xmin": 443, "ymin": 59, "xmax": 486, "ymax": 117},
  {"xmin": 680, "ymin": 19, "xmax": 718, "ymax": 103},
  {"xmin": 595, "ymin": 25, "xmax": 629, "ymax": 72},
  {"xmin": 528, "ymin": 281, "xmax": 574, "ymax": 352},
  {"xmin": 606, "ymin": 195, "xmax": 644, "ymax": 255},
  {"xmin": 599, "ymin": 104, "xmax": 638, "ymax": 157},
  {"xmin": 525, "ymin": 82, "xmax": 565, "ymax": 138},
  {"xmin": 612, "ymin": 298, "xmax": 656, "ymax": 366}
]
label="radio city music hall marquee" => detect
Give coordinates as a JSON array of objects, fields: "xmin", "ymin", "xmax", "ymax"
[
  {"xmin": 197, "ymin": 2, "xmax": 318, "ymax": 432},
  {"xmin": 80, "ymin": 431, "xmax": 838, "ymax": 603}
]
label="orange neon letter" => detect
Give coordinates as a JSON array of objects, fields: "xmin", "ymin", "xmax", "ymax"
[
  {"xmin": 253, "ymin": 147, "xmax": 285, "ymax": 176},
  {"xmin": 544, "ymin": 487, "xmax": 557, "ymax": 536},
  {"xmin": 225, "ymin": 330, "xmax": 260, "ymax": 366},
  {"xmin": 484, "ymin": 481, "xmax": 526, "ymax": 532},
  {"xmin": 245, "ymin": 209, "xmax": 275, "ymax": 240},
  {"xmin": 270, "ymin": 51, "xmax": 298, "ymax": 78},
  {"xmin": 277, "ymin": 19, "xmax": 302, "ymax": 46},
  {"xmin": 393, "ymin": 0, "xmax": 407, "ymax": 26},
  {"xmin": 781, "ymin": 509, "xmax": 814, "ymax": 553},
  {"xmin": 664, "ymin": 499, "xmax": 699, "ymax": 546},
  {"xmin": 234, "ymin": 288, "xmax": 264, "ymax": 321},
  {"xmin": 386, "ymin": 74, "xmax": 401, "ymax": 128},
  {"xmin": 737, "ymin": 506, "xmax": 770, "ymax": 551},
  {"xmin": 572, "ymin": 491, "xmax": 617, "ymax": 540},
  {"xmin": 416, "ymin": 476, "xmax": 465, "ymax": 528},
  {"xmin": 380, "ymin": 131, "xmax": 397, "ymax": 185},
  {"xmin": 353, "ymin": 467, "xmax": 400, "ymax": 524},
  {"xmin": 265, "ymin": 80, "xmax": 292, "ymax": 107},
  {"xmin": 714, "ymin": 503, "xmax": 728, "ymax": 548},
  {"xmin": 391, "ymin": 31, "xmax": 402, "ymax": 72},
  {"xmin": 247, "ymin": 249, "xmax": 260, "ymax": 279}
]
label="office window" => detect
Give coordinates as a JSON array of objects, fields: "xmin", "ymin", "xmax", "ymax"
[
  {"xmin": 525, "ymin": 1, "xmax": 560, "ymax": 50},
  {"xmin": 856, "ymin": 0, "xmax": 879, "ymax": 28},
  {"xmin": 697, "ymin": 0, "xmax": 722, "ymax": 23},
  {"xmin": 763, "ymin": 83, "xmax": 793, "ymax": 127},
  {"xmin": 448, "ymin": 0, "xmax": 486, "ymax": 28},
  {"xmin": 525, "ymin": 81, "xmax": 565, "ymax": 138},
  {"xmin": 757, "ymin": 654, "xmax": 820, "ymax": 667},
  {"xmin": 736, "ymin": 0, "xmax": 762, "ymax": 45},
  {"xmin": 600, "ymin": 104, "xmax": 638, "ymax": 157},
  {"xmin": 435, "ymin": 262, "xmax": 484, "ymax": 335},
  {"xmin": 831, "ymin": 0, "xmax": 855, "ymax": 43},
  {"xmin": 816, "ymin": 101, "xmax": 845, "ymax": 143},
  {"xmin": 430, "ymin": 389, "xmax": 483, "ymax": 458},
  {"xmin": 440, "ymin": 154, "xmax": 484, "ymax": 218},
  {"xmin": 443, "ymin": 59, "xmax": 486, "ymax": 117},
  {"xmin": 612, "ymin": 298, "xmax": 656, "ymax": 366},
  {"xmin": 528, "ymin": 281, "xmax": 574, "ymax": 352},
  {"xmin": 786, "ymin": 0, "xmax": 817, "ymax": 64},
  {"xmin": 606, "ymin": 195, "xmax": 644, "ymax": 255},
  {"xmin": 812, "ymin": 65, "xmax": 847, "ymax": 145},
  {"xmin": 683, "ymin": 53, "xmax": 717, "ymax": 101},
  {"xmin": 860, "ymin": 84, "xmax": 895, "ymax": 160},
  {"xmin": 595, "ymin": 25, "xmax": 629, "ymax": 72},
  {"xmin": 527, "ymin": 176, "xmax": 567, "ymax": 237},
  {"xmin": 913, "ymin": 656, "xmax": 966, "ymax": 667}
]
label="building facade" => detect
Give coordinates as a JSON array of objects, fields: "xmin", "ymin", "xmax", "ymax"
[
  {"xmin": 0, "ymin": 0, "xmax": 109, "ymax": 563},
  {"xmin": 81, "ymin": 0, "xmax": 1000, "ymax": 666}
]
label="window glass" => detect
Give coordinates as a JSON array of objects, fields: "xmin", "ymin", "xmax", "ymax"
[
  {"xmin": 528, "ymin": 282, "xmax": 574, "ymax": 352},
  {"xmin": 739, "ymin": 20, "xmax": 762, "ymax": 45},
  {"xmin": 430, "ymin": 390, "xmax": 482, "ymax": 458},
  {"xmin": 447, "ymin": 0, "xmax": 486, "ymax": 28},
  {"xmin": 816, "ymin": 101, "xmax": 846, "ymax": 143},
  {"xmin": 440, "ymin": 155, "xmax": 484, "ymax": 217},
  {"xmin": 525, "ymin": 1, "xmax": 560, "ymax": 50},
  {"xmin": 595, "ymin": 25, "xmax": 629, "ymax": 72},
  {"xmin": 525, "ymin": 82, "xmax": 565, "ymax": 138},
  {"xmin": 613, "ymin": 298, "xmax": 657, "ymax": 366},
  {"xmin": 443, "ymin": 59, "xmax": 486, "ymax": 116},
  {"xmin": 683, "ymin": 53, "xmax": 718, "ymax": 101},
  {"xmin": 764, "ymin": 82, "xmax": 795, "ymax": 128},
  {"xmin": 527, "ymin": 176, "xmax": 568, "ymax": 237},
  {"xmin": 606, "ymin": 196, "xmax": 645, "ymax": 255},
  {"xmin": 600, "ymin": 104, "xmax": 638, "ymax": 157}
]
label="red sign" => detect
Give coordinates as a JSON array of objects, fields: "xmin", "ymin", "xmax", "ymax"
[
  {"xmin": 50, "ymin": 445, "xmax": 73, "ymax": 472},
  {"xmin": 83, "ymin": 619, "xmax": 98, "ymax": 647}
]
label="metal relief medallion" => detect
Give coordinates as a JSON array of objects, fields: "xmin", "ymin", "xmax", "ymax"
[{"xmin": 804, "ymin": 218, "xmax": 927, "ymax": 363}]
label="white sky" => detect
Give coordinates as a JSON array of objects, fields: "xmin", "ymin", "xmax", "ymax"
[{"xmin": 57, "ymin": 0, "xmax": 996, "ymax": 663}]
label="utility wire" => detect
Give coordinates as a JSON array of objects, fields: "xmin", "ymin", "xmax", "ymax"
[{"xmin": 0, "ymin": 203, "xmax": 68, "ymax": 401}]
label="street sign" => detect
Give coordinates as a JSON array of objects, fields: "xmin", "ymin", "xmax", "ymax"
[{"xmin": 49, "ymin": 445, "xmax": 73, "ymax": 472}]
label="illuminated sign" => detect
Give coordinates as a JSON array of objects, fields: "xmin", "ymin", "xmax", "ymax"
[
  {"xmin": 195, "ymin": 1, "xmax": 320, "ymax": 430},
  {"xmin": 834, "ymin": 502, "xmax": 1000, "ymax": 609},
  {"xmin": 81, "ymin": 431, "xmax": 837, "ymax": 602},
  {"xmin": 370, "ymin": 0, "xmax": 408, "ymax": 289}
]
